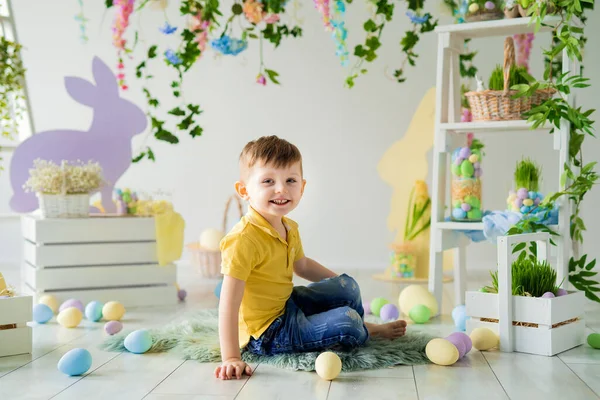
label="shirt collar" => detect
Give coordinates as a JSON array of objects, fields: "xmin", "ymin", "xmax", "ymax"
[{"xmin": 246, "ymin": 206, "xmax": 297, "ymax": 241}]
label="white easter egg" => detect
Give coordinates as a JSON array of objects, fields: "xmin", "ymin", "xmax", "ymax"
[
  {"xmin": 315, "ymin": 352, "xmax": 342, "ymax": 380},
  {"xmin": 199, "ymin": 228, "xmax": 225, "ymax": 251}
]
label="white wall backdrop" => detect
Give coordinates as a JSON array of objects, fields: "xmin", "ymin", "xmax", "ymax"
[{"xmin": 1, "ymin": 1, "xmax": 598, "ymax": 274}]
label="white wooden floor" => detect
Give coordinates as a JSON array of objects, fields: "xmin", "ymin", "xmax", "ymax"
[{"xmin": 1, "ymin": 265, "xmax": 599, "ymax": 400}]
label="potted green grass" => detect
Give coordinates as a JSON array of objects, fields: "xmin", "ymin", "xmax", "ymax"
[{"xmin": 506, "ymin": 158, "xmax": 543, "ymax": 214}]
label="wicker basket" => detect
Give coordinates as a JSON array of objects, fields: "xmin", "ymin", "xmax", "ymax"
[
  {"xmin": 465, "ymin": 37, "xmax": 555, "ymax": 121},
  {"xmin": 186, "ymin": 195, "xmax": 243, "ymax": 279},
  {"xmin": 465, "ymin": 9, "xmax": 504, "ymax": 22},
  {"xmin": 37, "ymin": 193, "xmax": 90, "ymax": 218}
]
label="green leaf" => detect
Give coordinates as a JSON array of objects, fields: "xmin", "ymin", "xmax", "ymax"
[
  {"xmin": 155, "ymin": 129, "xmax": 179, "ymax": 144},
  {"xmin": 364, "ymin": 19, "xmax": 378, "ymax": 32},
  {"xmin": 148, "ymin": 45, "xmax": 157, "ymax": 59},
  {"xmin": 189, "ymin": 125, "xmax": 203, "ymax": 138},
  {"xmin": 171, "ymin": 81, "xmax": 180, "ymax": 88},
  {"xmin": 132, "ymin": 151, "xmax": 145, "ymax": 163},
  {"xmin": 586, "ymin": 259, "xmax": 597, "ymax": 271},
  {"xmin": 187, "ymin": 104, "xmax": 202, "ymax": 114},
  {"xmin": 264, "ymin": 69, "xmax": 280, "ymax": 85},
  {"xmin": 168, "ymin": 107, "xmax": 186, "ymax": 116},
  {"xmin": 147, "ymin": 147, "xmax": 155, "ymax": 161},
  {"xmin": 513, "ymin": 242, "xmax": 526, "ymax": 253},
  {"xmin": 105, "ymin": 0, "xmax": 114, "ymax": 7}
]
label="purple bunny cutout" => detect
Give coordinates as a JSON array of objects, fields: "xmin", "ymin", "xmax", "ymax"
[{"xmin": 9, "ymin": 57, "xmax": 147, "ymax": 214}]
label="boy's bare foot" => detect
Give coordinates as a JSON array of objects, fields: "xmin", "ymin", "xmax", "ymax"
[{"xmin": 365, "ymin": 320, "xmax": 407, "ymax": 339}]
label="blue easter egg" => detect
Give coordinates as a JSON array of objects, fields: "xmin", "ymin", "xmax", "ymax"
[
  {"xmin": 537, "ymin": 193, "xmax": 544, "ymax": 200},
  {"xmin": 58, "ymin": 348, "xmax": 92, "ymax": 376},
  {"xmin": 452, "ymin": 208, "xmax": 467, "ymax": 220},
  {"xmin": 84, "ymin": 301, "xmax": 103, "ymax": 322},
  {"xmin": 521, "ymin": 205, "xmax": 531, "ymax": 213},
  {"xmin": 215, "ymin": 280, "xmax": 223, "ymax": 299},
  {"xmin": 124, "ymin": 329, "xmax": 153, "ymax": 354},
  {"xmin": 528, "ymin": 191, "xmax": 536, "ymax": 199},
  {"xmin": 33, "ymin": 304, "xmax": 54, "ymax": 324},
  {"xmin": 452, "ymin": 305, "xmax": 469, "ymax": 331},
  {"xmin": 452, "ymin": 148, "xmax": 461, "ymax": 161}
]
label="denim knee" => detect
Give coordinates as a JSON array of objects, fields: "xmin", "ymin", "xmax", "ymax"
[
  {"xmin": 336, "ymin": 274, "xmax": 362, "ymax": 305},
  {"xmin": 333, "ymin": 306, "xmax": 368, "ymax": 345}
]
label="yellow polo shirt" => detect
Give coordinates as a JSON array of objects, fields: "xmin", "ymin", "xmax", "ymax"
[{"xmin": 220, "ymin": 206, "xmax": 305, "ymax": 348}]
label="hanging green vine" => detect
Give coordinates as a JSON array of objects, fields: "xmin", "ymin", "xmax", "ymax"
[{"xmin": 0, "ymin": 36, "xmax": 26, "ymax": 141}]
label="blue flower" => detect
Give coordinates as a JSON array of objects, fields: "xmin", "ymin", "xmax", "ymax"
[
  {"xmin": 406, "ymin": 11, "xmax": 430, "ymax": 24},
  {"xmin": 159, "ymin": 22, "xmax": 177, "ymax": 35},
  {"xmin": 210, "ymin": 35, "xmax": 248, "ymax": 56},
  {"xmin": 164, "ymin": 49, "xmax": 182, "ymax": 65}
]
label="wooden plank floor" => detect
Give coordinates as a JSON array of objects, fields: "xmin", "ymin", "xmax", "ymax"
[{"xmin": 0, "ymin": 265, "xmax": 599, "ymax": 400}]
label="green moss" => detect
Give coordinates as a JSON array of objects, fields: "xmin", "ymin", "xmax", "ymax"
[{"xmin": 514, "ymin": 158, "xmax": 542, "ymax": 191}]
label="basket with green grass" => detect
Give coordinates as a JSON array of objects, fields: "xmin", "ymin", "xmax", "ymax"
[{"xmin": 465, "ymin": 37, "xmax": 555, "ymax": 121}]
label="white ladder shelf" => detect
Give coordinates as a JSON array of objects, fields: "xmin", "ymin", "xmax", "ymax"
[{"xmin": 427, "ymin": 16, "xmax": 579, "ymax": 314}]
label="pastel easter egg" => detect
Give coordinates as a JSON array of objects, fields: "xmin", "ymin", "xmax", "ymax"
[
  {"xmin": 57, "ymin": 307, "xmax": 83, "ymax": 328},
  {"xmin": 199, "ymin": 228, "xmax": 225, "ymax": 251},
  {"xmin": 507, "ymin": 193, "xmax": 517, "ymax": 202},
  {"xmin": 587, "ymin": 333, "xmax": 600, "ymax": 349},
  {"xmin": 451, "ymin": 163, "xmax": 461, "ymax": 177},
  {"xmin": 467, "ymin": 208, "xmax": 482, "ymax": 220},
  {"xmin": 453, "ymin": 199, "xmax": 462, "ymax": 209},
  {"xmin": 517, "ymin": 188, "xmax": 529, "ymax": 199},
  {"xmin": 468, "ymin": 2, "xmax": 480, "ymax": 12},
  {"xmin": 454, "ymin": 157, "xmax": 465, "ymax": 166},
  {"xmin": 315, "ymin": 352, "xmax": 342, "ymax": 380},
  {"xmin": 451, "ymin": 305, "xmax": 468, "ymax": 331},
  {"xmin": 534, "ymin": 197, "xmax": 541, "ymax": 205},
  {"xmin": 447, "ymin": 331, "xmax": 472, "ymax": 354},
  {"xmin": 474, "ymin": 162, "xmax": 481, "ymax": 169},
  {"xmin": 104, "ymin": 321, "xmax": 123, "ymax": 335},
  {"xmin": 59, "ymin": 299, "xmax": 84, "ymax": 313},
  {"xmin": 85, "ymin": 301, "xmax": 103, "ymax": 322},
  {"xmin": 122, "ymin": 193, "xmax": 131, "ymax": 203},
  {"xmin": 426, "ymin": 338, "xmax": 459, "ymax": 366},
  {"xmin": 370, "ymin": 297, "xmax": 389, "ymax": 317},
  {"xmin": 523, "ymin": 198, "xmax": 534, "ymax": 207},
  {"xmin": 58, "ymin": 348, "xmax": 92, "ymax": 376},
  {"xmin": 399, "ymin": 285, "xmax": 438, "ymax": 316},
  {"xmin": 513, "ymin": 198, "xmax": 523, "ymax": 209},
  {"xmin": 521, "ymin": 206, "xmax": 531, "ymax": 213},
  {"xmin": 474, "ymin": 168, "xmax": 482, "ymax": 178},
  {"xmin": 468, "ymin": 154, "xmax": 479, "ymax": 163},
  {"xmin": 380, "ymin": 303, "xmax": 399, "ymax": 322},
  {"xmin": 542, "ymin": 292, "xmax": 555, "ymax": 298},
  {"xmin": 452, "ymin": 148, "xmax": 461, "ymax": 160},
  {"xmin": 33, "ymin": 304, "xmax": 54, "ymax": 324},
  {"xmin": 177, "ymin": 289, "xmax": 187, "ymax": 301},
  {"xmin": 485, "ymin": 1, "xmax": 495, "ymax": 9},
  {"xmin": 459, "ymin": 147, "xmax": 471, "ymax": 159},
  {"xmin": 528, "ymin": 191, "xmax": 536, "ymax": 199},
  {"xmin": 537, "ymin": 193, "xmax": 544, "ymax": 200},
  {"xmin": 465, "ymin": 195, "xmax": 481, "ymax": 209},
  {"xmin": 452, "ymin": 208, "xmax": 467, "ymax": 220},
  {"xmin": 124, "ymin": 329, "xmax": 153, "ymax": 354},
  {"xmin": 102, "ymin": 301, "xmax": 126, "ymax": 321},
  {"xmin": 39, "ymin": 295, "xmax": 59, "ymax": 314},
  {"xmin": 556, "ymin": 288, "xmax": 568, "ymax": 296},
  {"xmin": 409, "ymin": 304, "xmax": 431, "ymax": 324},
  {"xmin": 446, "ymin": 334, "xmax": 467, "ymax": 358},
  {"xmin": 461, "ymin": 203, "xmax": 471, "ymax": 212},
  {"xmin": 470, "ymin": 327, "xmax": 499, "ymax": 351},
  {"xmin": 461, "ymin": 160, "xmax": 475, "ymax": 177},
  {"xmin": 471, "ymin": 149, "xmax": 481, "ymax": 158},
  {"xmin": 363, "ymin": 301, "xmax": 371, "ymax": 315}
]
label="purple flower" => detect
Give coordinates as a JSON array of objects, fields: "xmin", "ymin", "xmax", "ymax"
[
  {"xmin": 159, "ymin": 22, "xmax": 177, "ymax": 35},
  {"xmin": 164, "ymin": 49, "xmax": 182, "ymax": 65},
  {"xmin": 406, "ymin": 11, "xmax": 430, "ymax": 24}
]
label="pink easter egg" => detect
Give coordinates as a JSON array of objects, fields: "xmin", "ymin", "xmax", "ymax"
[
  {"xmin": 485, "ymin": 1, "xmax": 495, "ymax": 9},
  {"xmin": 513, "ymin": 198, "xmax": 523, "ymax": 209},
  {"xmin": 363, "ymin": 302, "xmax": 371, "ymax": 315},
  {"xmin": 534, "ymin": 197, "xmax": 541, "ymax": 205},
  {"xmin": 104, "ymin": 320, "xmax": 123, "ymax": 335},
  {"xmin": 447, "ymin": 331, "xmax": 472, "ymax": 354},
  {"xmin": 461, "ymin": 203, "xmax": 472, "ymax": 212},
  {"xmin": 380, "ymin": 304, "xmax": 399, "ymax": 322},
  {"xmin": 542, "ymin": 292, "xmax": 555, "ymax": 298},
  {"xmin": 459, "ymin": 147, "xmax": 471, "ymax": 159},
  {"xmin": 556, "ymin": 288, "xmax": 568, "ymax": 296},
  {"xmin": 59, "ymin": 299, "xmax": 84, "ymax": 313},
  {"xmin": 446, "ymin": 334, "xmax": 467, "ymax": 358},
  {"xmin": 474, "ymin": 162, "xmax": 481, "ymax": 169},
  {"xmin": 455, "ymin": 157, "xmax": 464, "ymax": 166},
  {"xmin": 517, "ymin": 188, "xmax": 529, "ymax": 199},
  {"xmin": 474, "ymin": 169, "xmax": 482, "ymax": 178}
]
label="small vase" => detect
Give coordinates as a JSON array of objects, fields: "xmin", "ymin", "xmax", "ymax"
[
  {"xmin": 450, "ymin": 145, "xmax": 483, "ymax": 222},
  {"xmin": 37, "ymin": 193, "xmax": 90, "ymax": 218},
  {"xmin": 390, "ymin": 242, "xmax": 417, "ymax": 278}
]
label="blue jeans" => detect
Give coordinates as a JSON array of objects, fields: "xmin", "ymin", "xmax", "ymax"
[{"xmin": 246, "ymin": 274, "xmax": 369, "ymax": 355}]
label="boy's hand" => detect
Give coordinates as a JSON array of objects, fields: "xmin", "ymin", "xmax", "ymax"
[{"xmin": 214, "ymin": 358, "xmax": 253, "ymax": 380}]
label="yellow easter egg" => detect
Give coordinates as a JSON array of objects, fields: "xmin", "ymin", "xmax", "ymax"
[
  {"xmin": 470, "ymin": 327, "xmax": 499, "ymax": 351},
  {"xmin": 468, "ymin": 154, "xmax": 479, "ymax": 163},
  {"xmin": 315, "ymin": 351, "xmax": 342, "ymax": 380},
  {"xmin": 39, "ymin": 294, "xmax": 59, "ymax": 314},
  {"xmin": 103, "ymin": 301, "xmax": 126, "ymax": 321},
  {"xmin": 425, "ymin": 338, "xmax": 459, "ymax": 366},
  {"xmin": 199, "ymin": 228, "xmax": 225, "ymax": 251},
  {"xmin": 523, "ymin": 198, "xmax": 534, "ymax": 206},
  {"xmin": 507, "ymin": 194, "xmax": 517, "ymax": 202},
  {"xmin": 57, "ymin": 307, "xmax": 83, "ymax": 328},
  {"xmin": 469, "ymin": 3, "xmax": 480, "ymax": 12},
  {"xmin": 398, "ymin": 285, "xmax": 439, "ymax": 317}
]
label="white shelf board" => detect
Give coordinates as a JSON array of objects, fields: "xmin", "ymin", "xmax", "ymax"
[
  {"xmin": 440, "ymin": 120, "xmax": 552, "ymax": 133},
  {"xmin": 435, "ymin": 16, "xmax": 566, "ymax": 39},
  {"xmin": 437, "ymin": 221, "xmax": 484, "ymax": 231}
]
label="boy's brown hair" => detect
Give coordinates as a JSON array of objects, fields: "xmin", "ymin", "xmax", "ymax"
[{"xmin": 239, "ymin": 135, "xmax": 303, "ymax": 175}]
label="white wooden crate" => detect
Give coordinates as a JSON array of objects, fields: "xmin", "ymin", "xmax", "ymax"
[
  {"xmin": 0, "ymin": 295, "xmax": 32, "ymax": 357},
  {"xmin": 21, "ymin": 215, "xmax": 177, "ymax": 308},
  {"xmin": 466, "ymin": 232, "xmax": 586, "ymax": 356}
]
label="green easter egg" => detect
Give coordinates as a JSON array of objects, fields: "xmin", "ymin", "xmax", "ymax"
[
  {"xmin": 453, "ymin": 200, "xmax": 461, "ymax": 208},
  {"xmin": 471, "ymin": 149, "xmax": 481, "ymax": 158},
  {"xmin": 460, "ymin": 160, "xmax": 474, "ymax": 178},
  {"xmin": 587, "ymin": 333, "xmax": 600, "ymax": 349},
  {"xmin": 451, "ymin": 164, "xmax": 461, "ymax": 177},
  {"xmin": 122, "ymin": 193, "xmax": 131, "ymax": 203},
  {"xmin": 467, "ymin": 208, "xmax": 482, "ymax": 220},
  {"xmin": 465, "ymin": 195, "xmax": 481, "ymax": 209},
  {"xmin": 409, "ymin": 304, "xmax": 431, "ymax": 324},
  {"xmin": 370, "ymin": 297, "xmax": 389, "ymax": 317}
]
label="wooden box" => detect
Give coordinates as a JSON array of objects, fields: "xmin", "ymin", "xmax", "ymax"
[{"xmin": 21, "ymin": 215, "xmax": 177, "ymax": 307}]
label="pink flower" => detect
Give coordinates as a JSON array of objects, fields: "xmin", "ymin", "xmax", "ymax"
[
  {"xmin": 264, "ymin": 14, "xmax": 280, "ymax": 24},
  {"xmin": 256, "ymin": 74, "xmax": 267, "ymax": 85}
]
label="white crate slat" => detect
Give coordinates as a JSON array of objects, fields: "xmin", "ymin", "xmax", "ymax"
[
  {"xmin": 23, "ymin": 284, "xmax": 177, "ymax": 308},
  {"xmin": 465, "ymin": 291, "xmax": 585, "ymax": 326},
  {"xmin": 0, "ymin": 327, "xmax": 32, "ymax": 357},
  {"xmin": 0, "ymin": 295, "xmax": 32, "ymax": 326},
  {"xmin": 24, "ymin": 240, "xmax": 158, "ymax": 267},
  {"xmin": 23, "ymin": 263, "xmax": 177, "ymax": 291},
  {"xmin": 467, "ymin": 319, "xmax": 585, "ymax": 357},
  {"xmin": 22, "ymin": 215, "xmax": 157, "ymax": 244}
]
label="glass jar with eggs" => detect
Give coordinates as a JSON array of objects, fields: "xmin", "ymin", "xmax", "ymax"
[
  {"xmin": 389, "ymin": 242, "xmax": 417, "ymax": 279},
  {"xmin": 450, "ymin": 139, "xmax": 484, "ymax": 222}
]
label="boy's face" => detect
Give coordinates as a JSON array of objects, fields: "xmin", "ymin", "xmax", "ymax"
[{"xmin": 236, "ymin": 161, "xmax": 305, "ymax": 224}]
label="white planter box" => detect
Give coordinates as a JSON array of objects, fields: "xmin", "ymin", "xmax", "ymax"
[
  {"xmin": 466, "ymin": 290, "xmax": 586, "ymax": 356},
  {"xmin": 466, "ymin": 232, "xmax": 586, "ymax": 356},
  {"xmin": 21, "ymin": 215, "xmax": 177, "ymax": 308},
  {"xmin": 0, "ymin": 295, "xmax": 32, "ymax": 357}
]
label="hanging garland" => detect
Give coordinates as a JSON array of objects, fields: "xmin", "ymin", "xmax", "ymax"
[{"xmin": 0, "ymin": 36, "xmax": 26, "ymax": 142}]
